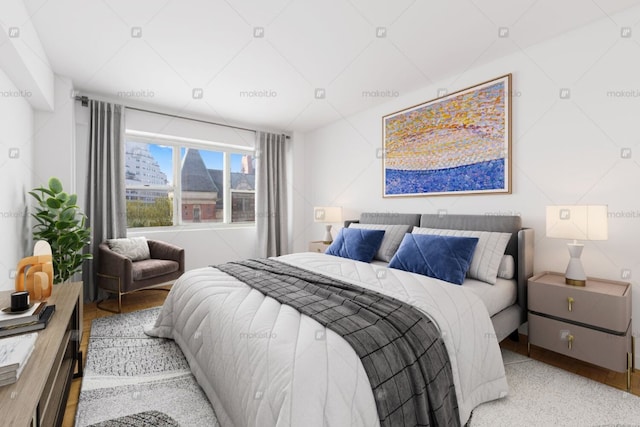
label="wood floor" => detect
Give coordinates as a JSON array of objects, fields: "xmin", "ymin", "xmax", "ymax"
[{"xmin": 63, "ymin": 289, "xmax": 639, "ymax": 426}]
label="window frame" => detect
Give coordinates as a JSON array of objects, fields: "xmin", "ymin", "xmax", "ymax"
[{"xmin": 125, "ymin": 131, "xmax": 256, "ymax": 231}]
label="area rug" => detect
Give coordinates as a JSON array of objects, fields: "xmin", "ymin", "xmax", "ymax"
[
  {"xmin": 77, "ymin": 309, "xmax": 640, "ymax": 426},
  {"xmin": 74, "ymin": 308, "xmax": 219, "ymax": 427},
  {"xmin": 469, "ymin": 349, "xmax": 640, "ymax": 426}
]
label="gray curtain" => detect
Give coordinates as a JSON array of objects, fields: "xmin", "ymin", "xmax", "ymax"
[
  {"xmin": 82, "ymin": 101, "xmax": 127, "ymax": 302},
  {"xmin": 256, "ymin": 132, "xmax": 288, "ymax": 257}
]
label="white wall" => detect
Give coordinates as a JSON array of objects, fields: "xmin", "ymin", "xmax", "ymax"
[
  {"xmin": 0, "ymin": 68, "xmax": 34, "ymax": 291},
  {"xmin": 299, "ymin": 8, "xmax": 640, "ymax": 365},
  {"xmin": 127, "ymin": 227, "xmax": 257, "ymax": 271},
  {"xmin": 289, "ymin": 131, "xmax": 307, "ymax": 252},
  {"xmin": 34, "ymin": 76, "xmax": 76, "ymax": 192}
]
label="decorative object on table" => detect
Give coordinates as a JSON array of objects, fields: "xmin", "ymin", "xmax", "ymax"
[
  {"xmin": 10, "ymin": 291, "xmax": 30, "ymax": 312},
  {"xmin": 0, "ymin": 332, "xmax": 38, "ymax": 386},
  {"xmin": 313, "ymin": 206, "xmax": 342, "ymax": 244},
  {"xmin": 14, "ymin": 241, "xmax": 54, "ymax": 300},
  {"xmin": 0, "ymin": 305, "xmax": 55, "ymax": 338},
  {"xmin": 29, "ymin": 177, "xmax": 92, "ymax": 283},
  {"xmin": 382, "ymin": 74, "xmax": 512, "ymax": 197},
  {"xmin": 545, "ymin": 205, "xmax": 608, "ymax": 286}
]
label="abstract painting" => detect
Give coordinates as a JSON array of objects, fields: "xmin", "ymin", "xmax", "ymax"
[{"xmin": 383, "ymin": 74, "xmax": 511, "ymax": 197}]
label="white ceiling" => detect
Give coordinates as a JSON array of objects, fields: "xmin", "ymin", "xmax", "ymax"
[{"xmin": 23, "ymin": 0, "xmax": 640, "ymax": 132}]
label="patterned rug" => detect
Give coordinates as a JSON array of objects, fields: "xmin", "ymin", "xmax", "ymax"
[
  {"xmin": 74, "ymin": 308, "xmax": 219, "ymax": 427},
  {"xmin": 470, "ymin": 349, "xmax": 640, "ymax": 426},
  {"xmin": 77, "ymin": 308, "xmax": 640, "ymax": 426}
]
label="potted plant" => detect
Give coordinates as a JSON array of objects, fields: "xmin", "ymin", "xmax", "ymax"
[{"xmin": 29, "ymin": 177, "xmax": 92, "ymax": 283}]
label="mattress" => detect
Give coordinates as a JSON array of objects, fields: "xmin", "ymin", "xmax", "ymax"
[
  {"xmin": 463, "ymin": 277, "xmax": 517, "ymax": 317},
  {"xmin": 371, "ymin": 259, "xmax": 517, "ymax": 317}
]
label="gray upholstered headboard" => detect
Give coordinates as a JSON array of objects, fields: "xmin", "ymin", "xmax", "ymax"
[{"xmin": 347, "ymin": 212, "xmax": 534, "ymax": 326}]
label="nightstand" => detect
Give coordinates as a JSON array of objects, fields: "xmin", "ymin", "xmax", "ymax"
[
  {"xmin": 528, "ymin": 271, "xmax": 634, "ymax": 390},
  {"xmin": 309, "ymin": 241, "xmax": 331, "ymax": 253}
]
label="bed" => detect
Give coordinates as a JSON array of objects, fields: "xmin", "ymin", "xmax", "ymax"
[
  {"xmin": 348, "ymin": 213, "xmax": 534, "ymax": 343},
  {"xmin": 146, "ymin": 213, "xmax": 534, "ymax": 426}
]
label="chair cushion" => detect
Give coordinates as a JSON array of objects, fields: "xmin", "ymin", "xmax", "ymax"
[
  {"xmin": 107, "ymin": 237, "xmax": 150, "ymax": 261},
  {"xmin": 132, "ymin": 259, "xmax": 180, "ymax": 281}
]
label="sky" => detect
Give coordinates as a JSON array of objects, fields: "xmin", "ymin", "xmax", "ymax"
[{"xmin": 146, "ymin": 143, "xmax": 244, "ymax": 184}]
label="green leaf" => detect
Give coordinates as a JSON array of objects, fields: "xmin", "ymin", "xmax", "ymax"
[
  {"xmin": 28, "ymin": 191, "xmax": 43, "ymax": 203},
  {"xmin": 35, "ymin": 211, "xmax": 54, "ymax": 221},
  {"xmin": 46, "ymin": 198, "xmax": 62, "ymax": 209},
  {"xmin": 49, "ymin": 177, "xmax": 63, "ymax": 194},
  {"xmin": 60, "ymin": 207, "xmax": 75, "ymax": 222},
  {"xmin": 68, "ymin": 194, "xmax": 78, "ymax": 206},
  {"xmin": 55, "ymin": 221, "xmax": 73, "ymax": 230},
  {"xmin": 57, "ymin": 192, "xmax": 69, "ymax": 203}
]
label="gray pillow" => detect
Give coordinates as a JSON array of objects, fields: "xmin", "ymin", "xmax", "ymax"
[
  {"xmin": 107, "ymin": 237, "xmax": 150, "ymax": 261},
  {"xmin": 497, "ymin": 255, "xmax": 515, "ymax": 279},
  {"xmin": 349, "ymin": 223, "xmax": 412, "ymax": 262},
  {"xmin": 411, "ymin": 227, "xmax": 511, "ymax": 285}
]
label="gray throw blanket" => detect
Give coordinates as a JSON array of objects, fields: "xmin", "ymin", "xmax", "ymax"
[{"xmin": 216, "ymin": 258, "xmax": 460, "ymax": 427}]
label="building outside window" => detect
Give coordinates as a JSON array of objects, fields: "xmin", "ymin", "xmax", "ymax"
[{"xmin": 125, "ymin": 139, "xmax": 255, "ymax": 228}]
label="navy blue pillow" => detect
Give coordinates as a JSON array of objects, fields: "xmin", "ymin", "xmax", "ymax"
[
  {"xmin": 325, "ymin": 228, "xmax": 386, "ymax": 263},
  {"xmin": 389, "ymin": 233, "xmax": 479, "ymax": 285}
]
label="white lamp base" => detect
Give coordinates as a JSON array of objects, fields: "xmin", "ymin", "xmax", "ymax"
[
  {"xmin": 323, "ymin": 225, "xmax": 333, "ymax": 244},
  {"xmin": 565, "ymin": 242, "xmax": 586, "ymax": 286}
]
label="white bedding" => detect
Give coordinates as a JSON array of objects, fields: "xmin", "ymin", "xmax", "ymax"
[
  {"xmin": 372, "ymin": 259, "xmax": 517, "ymax": 317},
  {"xmin": 463, "ymin": 277, "xmax": 517, "ymax": 317},
  {"xmin": 146, "ymin": 252, "xmax": 508, "ymax": 426}
]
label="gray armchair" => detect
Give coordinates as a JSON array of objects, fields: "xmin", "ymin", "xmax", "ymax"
[{"xmin": 97, "ymin": 239, "xmax": 185, "ymax": 313}]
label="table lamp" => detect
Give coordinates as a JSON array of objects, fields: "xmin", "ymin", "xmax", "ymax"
[
  {"xmin": 314, "ymin": 207, "xmax": 342, "ymax": 244},
  {"xmin": 546, "ymin": 205, "xmax": 608, "ymax": 286}
]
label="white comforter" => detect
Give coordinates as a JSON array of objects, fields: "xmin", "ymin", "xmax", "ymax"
[{"xmin": 146, "ymin": 252, "xmax": 508, "ymax": 426}]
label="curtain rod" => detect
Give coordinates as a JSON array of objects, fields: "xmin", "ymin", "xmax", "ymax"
[{"xmin": 74, "ymin": 95, "xmax": 290, "ymax": 138}]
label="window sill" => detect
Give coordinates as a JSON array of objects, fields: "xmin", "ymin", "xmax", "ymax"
[{"xmin": 127, "ymin": 223, "xmax": 256, "ymax": 234}]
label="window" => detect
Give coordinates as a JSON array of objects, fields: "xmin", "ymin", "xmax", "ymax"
[
  {"xmin": 125, "ymin": 138, "xmax": 255, "ymax": 228},
  {"xmin": 230, "ymin": 153, "xmax": 256, "ymax": 223}
]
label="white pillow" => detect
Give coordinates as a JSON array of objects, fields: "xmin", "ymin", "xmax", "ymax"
[
  {"xmin": 348, "ymin": 223, "xmax": 412, "ymax": 262},
  {"xmin": 497, "ymin": 255, "xmax": 515, "ymax": 279},
  {"xmin": 411, "ymin": 227, "xmax": 511, "ymax": 285},
  {"xmin": 107, "ymin": 237, "xmax": 150, "ymax": 261}
]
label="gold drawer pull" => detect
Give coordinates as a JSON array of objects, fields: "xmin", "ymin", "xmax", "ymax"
[
  {"xmin": 567, "ymin": 297, "xmax": 574, "ymax": 312},
  {"xmin": 568, "ymin": 334, "xmax": 574, "ymax": 350}
]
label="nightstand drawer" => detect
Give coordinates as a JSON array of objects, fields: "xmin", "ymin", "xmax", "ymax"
[
  {"xmin": 528, "ymin": 273, "xmax": 631, "ymax": 333},
  {"xmin": 528, "ymin": 313, "xmax": 631, "ymax": 372}
]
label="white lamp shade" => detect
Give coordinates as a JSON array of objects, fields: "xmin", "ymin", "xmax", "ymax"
[
  {"xmin": 313, "ymin": 207, "xmax": 343, "ymax": 223},
  {"xmin": 546, "ymin": 205, "xmax": 608, "ymax": 241}
]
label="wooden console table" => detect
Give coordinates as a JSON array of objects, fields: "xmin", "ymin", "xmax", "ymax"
[{"xmin": 0, "ymin": 282, "xmax": 83, "ymax": 426}]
